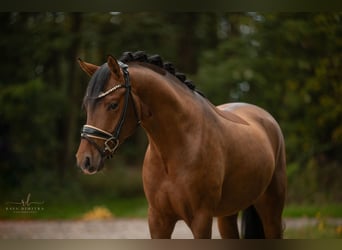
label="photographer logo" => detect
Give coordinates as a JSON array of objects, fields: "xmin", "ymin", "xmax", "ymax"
[{"xmin": 5, "ymin": 193, "xmax": 45, "ymax": 214}]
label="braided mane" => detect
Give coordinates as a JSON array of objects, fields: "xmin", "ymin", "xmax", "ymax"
[{"xmin": 119, "ymin": 51, "xmax": 204, "ymax": 97}]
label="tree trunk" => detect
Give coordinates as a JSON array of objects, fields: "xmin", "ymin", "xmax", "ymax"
[
  {"xmin": 61, "ymin": 13, "xmax": 83, "ymax": 181},
  {"xmin": 176, "ymin": 13, "xmax": 199, "ymax": 74}
]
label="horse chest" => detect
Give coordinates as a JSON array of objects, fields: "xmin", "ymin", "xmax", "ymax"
[{"xmin": 144, "ymin": 167, "xmax": 222, "ymax": 220}]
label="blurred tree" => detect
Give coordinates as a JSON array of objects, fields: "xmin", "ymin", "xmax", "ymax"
[
  {"xmin": 63, "ymin": 13, "xmax": 83, "ymax": 179},
  {"xmin": 0, "ymin": 12, "xmax": 219, "ymax": 196},
  {"xmin": 253, "ymin": 13, "xmax": 342, "ymax": 168},
  {"xmin": 196, "ymin": 13, "xmax": 258, "ymax": 104},
  {"xmin": 0, "ymin": 13, "xmax": 86, "ymax": 192},
  {"xmin": 196, "ymin": 12, "xmax": 342, "ymax": 178}
]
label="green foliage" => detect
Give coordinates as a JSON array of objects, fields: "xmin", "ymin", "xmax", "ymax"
[
  {"xmin": 284, "ymin": 203, "xmax": 342, "ymax": 218},
  {"xmin": 196, "ymin": 13, "xmax": 342, "ymax": 203},
  {"xmin": 285, "ymin": 224, "xmax": 342, "ymax": 239},
  {"xmin": 264, "ymin": 13, "xmax": 342, "ymax": 165},
  {"xmin": 0, "ymin": 79, "xmax": 65, "ymax": 190},
  {"xmin": 79, "ymin": 163, "xmax": 144, "ymax": 199},
  {"xmin": 0, "ymin": 196, "xmax": 148, "ymax": 219}
]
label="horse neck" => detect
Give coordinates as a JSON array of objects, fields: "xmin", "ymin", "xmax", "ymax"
[{"xmin": 130, "ymin": 65, "xmax": 202, "ymax": 153}]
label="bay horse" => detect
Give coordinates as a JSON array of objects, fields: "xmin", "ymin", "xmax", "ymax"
[{"xmin": 75, "ymin": 51, "xmax": 287, "ymax": 239}]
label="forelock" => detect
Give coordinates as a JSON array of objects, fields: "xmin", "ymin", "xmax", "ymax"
[{"xmin": 83, "ymin": 63, "xmax": 111, "ymax": 109}]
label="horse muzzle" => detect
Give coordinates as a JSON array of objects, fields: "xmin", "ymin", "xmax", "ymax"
[{"xmin": 76, "ymin": 148, "xmax": 105, "ymax": 175}]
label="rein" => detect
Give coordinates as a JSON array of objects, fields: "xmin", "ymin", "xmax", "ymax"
[{"xmin": 80, "ymin": 62, "xmax": 140, "ymax": 158}]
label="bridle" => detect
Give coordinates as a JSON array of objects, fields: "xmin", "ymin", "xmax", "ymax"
[{"xmin": 80, "ymin": 62, "xmax": 140, "ymax": 158}]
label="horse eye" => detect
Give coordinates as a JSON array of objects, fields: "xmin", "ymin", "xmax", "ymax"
[{"xmin": 108, "ymin": 102, "xmax": 118, "ymax": 110}]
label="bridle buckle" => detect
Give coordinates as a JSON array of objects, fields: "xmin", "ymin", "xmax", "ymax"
[{"xmin": 104, "ymin": 137, "xmax": 120, "ymax": 155}]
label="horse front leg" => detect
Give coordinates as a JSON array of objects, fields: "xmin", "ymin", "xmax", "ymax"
[
  {"xmin": 217, "ymin": 213, "xmax": 240, "ymax": 238},
  {"xmin": 189, "ymin": 210, "xmax": 213, "ymax": 239},
  {"xmin": 148, "ymin": 206, "xmax": 177, "ymax": 239}
]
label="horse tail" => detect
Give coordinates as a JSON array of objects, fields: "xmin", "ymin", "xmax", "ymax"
[{"xmin": 240, "ymin": 206, "xmax": 265, "ymax": 238}]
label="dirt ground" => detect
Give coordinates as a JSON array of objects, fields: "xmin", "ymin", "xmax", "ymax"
[{"xmin": 1, "ymin": 217, "xmax": 341, "ymax": 239}]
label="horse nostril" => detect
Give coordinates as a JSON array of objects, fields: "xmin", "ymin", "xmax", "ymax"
[
  {"xmin": 83, "ymin": 156, "xmax": 97, "ymax": 173},
  {"xmin": 85, "ymin": 157, "xmax": 91, "ymax": 169},
  {"xmin": 84, "ymin": 156, "xmax": 91, "ymax": 170}
]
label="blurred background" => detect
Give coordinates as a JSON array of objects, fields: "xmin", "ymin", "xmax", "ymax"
[{"xmin": 0, "ymin": 13, "xmax": 341, "ymax": 231}]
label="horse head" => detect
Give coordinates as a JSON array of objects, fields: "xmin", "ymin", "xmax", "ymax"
[{"xmin": 76, "ymin": 56, "xmax": 140, "ymax": 174}]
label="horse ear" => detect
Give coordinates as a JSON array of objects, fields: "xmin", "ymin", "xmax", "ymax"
[
  {"xmin": 107, "ymin": 55, "xmax": 122, "ymax": 81},
  {"xmin": 78, "ymin": 58, "xmax": 99, "ymax": 77}
]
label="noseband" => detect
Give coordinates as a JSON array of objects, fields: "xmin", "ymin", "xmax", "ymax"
[{"xmin": 80, "ymin": 62, "xmax": 140, "ymax": 158}]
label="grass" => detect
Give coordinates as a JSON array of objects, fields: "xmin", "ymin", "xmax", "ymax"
[
  {"xmin": 2, "ymin": 197, "xmax": 342, "ymax": 238},
  {"xmin": 2, "ymin": 197, "xmax": 342, "ymax": 220},
  {"xmin": 285, "ymin": 224, "xmax": 342, "ymax": 239},
  {"xmin": 283, "ymin": 203, "xmax": 342, "ymax": 238},
  {"xmin": 283, "ymin": 203, "xmax": 342, "ymax": 218},
  {"xmin": 1, "ymin": 196, "xmax": 148, "ymax": 220}
]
